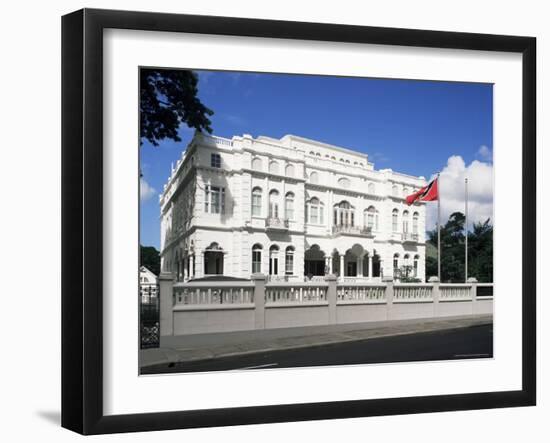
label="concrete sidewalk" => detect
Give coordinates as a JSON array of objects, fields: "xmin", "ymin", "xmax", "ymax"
[{"xmin": 139, "ymin": 314, "xmax": 492, "ymax": 369}]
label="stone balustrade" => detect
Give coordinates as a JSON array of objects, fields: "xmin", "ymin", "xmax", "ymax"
[{"xmin": 159, "ymin": 274, "xmax": 493, "ymax": 337}]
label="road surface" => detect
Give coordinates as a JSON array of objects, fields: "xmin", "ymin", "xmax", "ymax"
[{"xmin": 141, "ymin": 323, "xmax": 492, "ymax": 374}]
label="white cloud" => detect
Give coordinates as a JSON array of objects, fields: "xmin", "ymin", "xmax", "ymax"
[
  {"xmin": 140, "ymin": 178, "xmax": 156, "ymax": 202},
  {"xmin": 425, "ymin": 155, "xmax": 493, "ymax": 231},
  {"xmin": 477, "ymin": 144, "xmax": 492, "ymax": 161}
]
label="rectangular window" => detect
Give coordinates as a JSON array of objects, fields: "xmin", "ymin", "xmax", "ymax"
[
  {"xmin": 252, "ymin": 251, "xmax": 261, "ymax": 273},
  {"xmin": 205, "ymin": 185, "xmax": 225, "ymax": 214},
  {"xmin": 310, "ymin": 205, "xmax": 318, "ymax": 224},
  {"xmin": 285, "ymin": 253, "xmax": 294, "ymax": 275},
  {"xmin": 285, "ymin": 200, "xmax": 294, "ymax": 220},
  {"xmin": 210, "ymin": 153, "xmax": 221, "ymax": 168},
  {"xmin": 252, "ymin": 195, "xmax": 261, "ymax": 216}
]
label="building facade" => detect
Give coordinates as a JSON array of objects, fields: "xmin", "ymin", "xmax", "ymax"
[
  {"xmin": 139, "ymin": 266, "xmax": 158, "ymax": 303},
  {"xmin": 159, "ymin": 133, "xmax": 428, "ymax": 283}
]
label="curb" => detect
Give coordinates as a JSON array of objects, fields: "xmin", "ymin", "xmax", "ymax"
[{"xmin": 140, "ymin": 318, "xmax": 493, "ymax": 370}]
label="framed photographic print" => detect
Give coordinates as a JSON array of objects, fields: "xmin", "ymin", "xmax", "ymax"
[{"xmin": 61, "ymin": 8, "xmax": 536, "ymax": 435}]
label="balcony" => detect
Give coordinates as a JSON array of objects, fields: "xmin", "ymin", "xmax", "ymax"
[
  {"xmin": 332, "ymin": 225, "xmax": 374, "ymax": 238},
  {"xmin": 402, "ymin": 232, "xmax": 420, "ymax": 243},
  {"xmin": 266, "ymin": 217, "xmax": 290, "ymax": 231}
]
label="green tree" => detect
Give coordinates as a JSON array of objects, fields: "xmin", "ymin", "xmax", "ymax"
[
  {"xmin": 140, "ymin": 69, "xmax": 214, "ymax": 146},
  {"xmin": 140, "ymin": 245, "xmax": 160, "ymax": 276},
  {"xmin": 426, "ymin": 212, "xmax": 493, "ymax": 283},
  {"xmin": 468, "ymin": 219, "xmax": 493, "ymax": 283},
  {"xmin": 399, "ymin": 264, "xmax": 421, "ymax": 283}
]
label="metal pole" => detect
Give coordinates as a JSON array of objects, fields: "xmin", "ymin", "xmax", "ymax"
[
  {"xmin": 437, "ymin": 173, "xmax": 441, "ymax": 281},
  {"xmin": 465, "ymin": 177, "xmax": 468, "ymax": 282}
]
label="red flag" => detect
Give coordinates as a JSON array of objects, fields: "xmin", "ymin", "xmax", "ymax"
[{"xmin": 405, "ymin": 177, "xmax": 438, "ymax": 205}]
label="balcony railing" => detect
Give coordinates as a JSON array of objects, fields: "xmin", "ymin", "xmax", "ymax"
[
  {"xmin": 266, "ymin": 217, "xmax": 289, "ymax": 230},
  {"xmin": 402, "ymin": 232, "xmax": 420, "ymax": 242},
  {"xmin": 332, "ymin": 225, "xmax": 374, "ymax": 237}
]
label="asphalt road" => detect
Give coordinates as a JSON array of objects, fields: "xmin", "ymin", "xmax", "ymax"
[{"xmin": 141, "ymin": 324, "xmax": 493, "ymax": 374}]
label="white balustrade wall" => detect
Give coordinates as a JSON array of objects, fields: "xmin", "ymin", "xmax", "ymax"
[{"xmin": 159, "ymin": 275, "xmax": 494, "ymax": 337}]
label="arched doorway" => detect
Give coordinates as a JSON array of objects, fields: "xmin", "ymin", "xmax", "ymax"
[
  {"xmin": 269, "ymin": 245, "xmax": 280, "ymax": 276},
  {"xmin": 204, "ymin": 242, "xmax": 224, "ymax": 275},
  {"xmin": 304, "ymin": 245, "xmax": 326, "ymax": 277},
  {"xmin": 372, "ymin": 253, "xmax": 381, "ymax": 278}
]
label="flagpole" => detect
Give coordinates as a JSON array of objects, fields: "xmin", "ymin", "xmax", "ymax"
[
  {"xmin": 465, "ymin": 177, "xmax": 468, "ymax": 282},
  {"xmin": 437, "ymin": 173, "xmax": 441, "ymax": 281}
]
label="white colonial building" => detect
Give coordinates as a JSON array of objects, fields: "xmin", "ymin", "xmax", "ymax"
[
  {"xmin": 159, "ymin": 133, "xmax": 427, "ymax": 283},
  {"xmin": 139, "ymin": 266, "xmax": 158, "ymax": 303}
]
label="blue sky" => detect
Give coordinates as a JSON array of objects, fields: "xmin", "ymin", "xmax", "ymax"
[{"xmin": 140, "ymin": 70, "xmax": 493, "ymax": 249}]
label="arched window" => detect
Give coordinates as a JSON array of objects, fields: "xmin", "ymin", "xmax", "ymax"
[
  {"xmin": 393, "ymin": 253, "xmax": 400, "ymax": 271},
  {"xmin": 364, "ymin": 206, "xmax": 379, "ymax": 231},
  {"xmin": 338, "ymin": 177, "xmax": 351, "ymax": 188},
  {"xmin": 285, "ymin": 192, "xmax": 295, "ymax": 220},
  {"xmin": 403, "ymin": 210, "xmax": 410, "ymax": 233},
  {"xmin": 251, "ymin": 187, "xmax": 262, "ymax": 217},
  {"xmin": 309, "ymin": 151, "xmax": 315, "ymax": 156},
  {"xmin": 251, "ymin": 157, "xmax": 262, "ymax": 170},
  {"xmin": 269, "ymin": 245, "xmax": 280, "ymax": 275},
  {"xmin": 306, "ymin": 197, "xmax": 324, "ymax": 224},
  {"xmin": 413, "ymin": 254, "xmax": 420, "ymax": 277},
  {"xmin": 269, "ymin": 190, "xmax": 279, "ymax": 218},
  {"xmin": 252, "ymin": 244, "xmax": 262, "ymax": 274},
  {"xmin": 285, "ymin": 246, "xmax": 295, "ymax": 275},
  {"xmin": 392, "ymin": 184, "xmax": 399, "ymax": 196},
  {"xmin": 368, "ymin": 182, "xmax": 375, "ymax": 194},
  {"xmin": 403, "ymin": 187, "xmax": 409, "ymax": 197},
  {"xmin": 269, "ymin": 160, "xmax": 279, "ymax": 174},
  {"xmin": 334, "ymin": 201, "xmax": 355, "ymax": 227},
  {"xmin": 309, "ymin": 171, "xmax": 319, "ymax": 184},
  {"xmin": 413, "ymin": 212, "xmax": 419, "ymax": 235},
  {"xmin": 392, "ymin": 209, "xmax": 399, "ymax": 232},
  {"xmin": 285, "ymin": 164, "xmax": 295, "ymax": 177},
  {"xmin": 403, "ymin": 254, "xmax": 411, "ymax": 277}
]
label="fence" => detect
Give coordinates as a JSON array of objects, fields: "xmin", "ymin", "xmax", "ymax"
[
  {"xmin": 140, "ymin": 296, "xmax": 160, "ymax": 349},
  {"xmin": 159, "ymin": 274, "xmax": 493, "ymax": 337}
]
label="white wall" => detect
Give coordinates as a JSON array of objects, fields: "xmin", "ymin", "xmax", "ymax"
[{"xmin": 0, "ymin": 1, "xmax": 546, "ymax": 442}]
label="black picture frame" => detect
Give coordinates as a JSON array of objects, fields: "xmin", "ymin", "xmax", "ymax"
[{"xmin": 61, "ymin": 8, "xmax": 536, "ymax": 435}]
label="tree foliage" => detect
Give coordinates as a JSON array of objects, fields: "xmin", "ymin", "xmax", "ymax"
[
  {"xmin": 140, "ymin": 245, "xmax": 161, "ymax": 276},
  {"xmin": 398, "ymin": 265, "xmax": 421, "ymax": 283},
  {"xmin": 426, "ymin": 212, "xmax": 493, "ymax": 283},
  {"xmin": 140, "ymin": 69, "xmax": 214, "ymax": 146}
]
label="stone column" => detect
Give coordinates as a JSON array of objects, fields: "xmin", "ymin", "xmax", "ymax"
[
  {"xmin": 190, "ymin": 254, "xmax": 195, "ymax": 278},
  {"xmin": 340, "ymin": 254, "xmax": 345, "ymax": 278},
  {"xmin": 467, "ymin": 277, "xmax": 478, "ymax": 314},
  {"xmin": 368, "ymin": 254, "xmax": 373, "ymax": 280},
  {"xmin": 428, "ymin": 276, "xmax": 440, "ymax": 317},
  {"xmin": 358, "ymin": 256, "xmax": 363, "ymax": 277},
  {"xmin": 382, "ymin": 274, "xmax": 394, "ymax": 320},
  {"xmin": 183, "ymin": 256, "xmax": 188, "ymax": 281},
  {"xmin": 252, "ymin": 274, "xmax": 266, "ymax": 329},
  {"xmin": 325, "ymin": 274, "xmax": 338, "ymax": 324},
  {"xmin": 158, "ymin": 272, "xmax": 174, "ymax": 339},
  {"xmin": 329, "ymin": 254, "xmax": 334, "ymax": 274}
]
